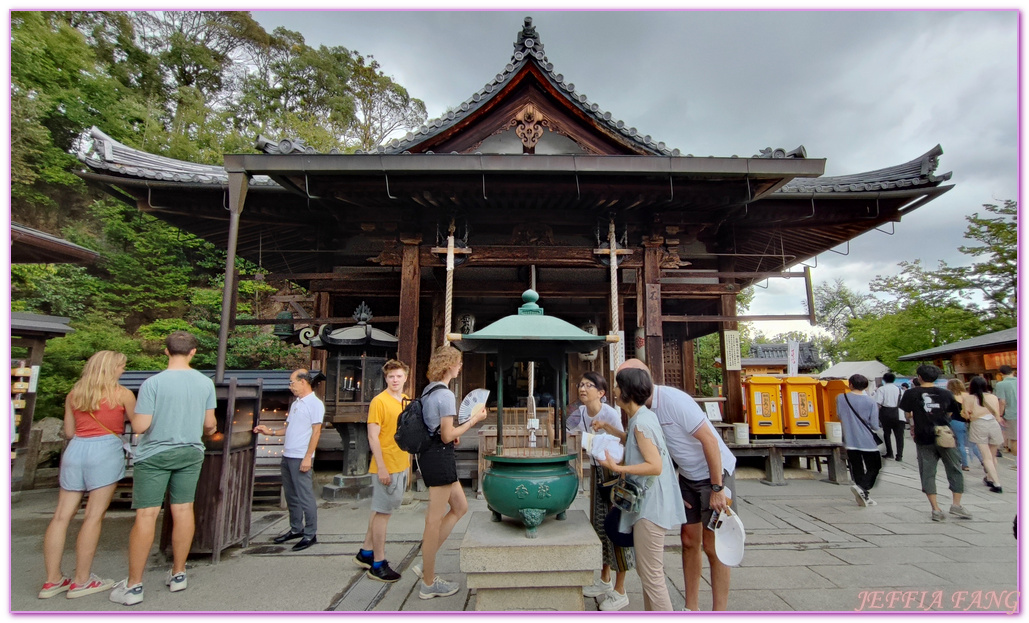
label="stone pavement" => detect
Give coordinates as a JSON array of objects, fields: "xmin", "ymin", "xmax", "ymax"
[{"xmin": 9, "ymin": 451, "xmax": 1019, "ymax": 613}]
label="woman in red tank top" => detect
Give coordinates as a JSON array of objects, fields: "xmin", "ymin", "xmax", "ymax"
[{"xmin": 39, "ymin": 350, "xmax": 135, "ymax": 600}]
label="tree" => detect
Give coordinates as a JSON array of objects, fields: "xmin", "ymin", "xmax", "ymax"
[
  {"xmin": 344, "ymin": 54, "xmax": 427, "ymax": 151},
  {"xmin": 812, "ymin": 279, "xmax": 874, "ymax": 362},
  {"xmin": 941, "ymin": 200, "xmax": 1017, "ymax": 328}
]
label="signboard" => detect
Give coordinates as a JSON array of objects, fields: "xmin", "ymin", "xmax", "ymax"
[
  {"xmin": 704, "ymin": 401, "xmax": 723, "ymax": 421},
  {"xmin": 983, "ymin": 351, "xmax": 1017, "ymax": 370},
  {"xmin": 787, "ymin": 340, "xmax": 800, "ymax": 377},
  {"xmin": 723, "ymin": 331, "xmax": 742, "ymax": 371}
]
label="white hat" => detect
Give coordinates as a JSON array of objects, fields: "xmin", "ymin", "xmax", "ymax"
[{"xmin": 712, "ymin": 507, "xmax": 746, "ymax": 567}]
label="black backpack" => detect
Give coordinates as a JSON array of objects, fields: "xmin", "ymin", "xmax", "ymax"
[{"xmin": 394, "ymin": 384, "xmax": 447, "ymax": 454}]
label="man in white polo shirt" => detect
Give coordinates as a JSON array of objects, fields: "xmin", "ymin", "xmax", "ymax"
[
  {"xmin": 618, "ymin": 359, "xmax": 736, "ymax": 612},
  {"xmin": 254, "ymin": 368, "xmax": 324, "ymax": 551}
]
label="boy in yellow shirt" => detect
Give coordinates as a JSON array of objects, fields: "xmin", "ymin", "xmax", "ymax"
[{"xmin": 355, "ymin": 360, "xmax": 410, "ymax": 582}]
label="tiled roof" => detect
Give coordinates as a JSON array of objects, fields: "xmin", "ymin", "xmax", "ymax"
[
  {"xmin": 77, "ymin": 127, "xmax": 279, "ymax": 187},
  {"xmin": 780, "ymin": 144, "xmax": 951, "ymax": 193},
  {"xmin": 11, "ymin": 312, "xmax": 74, "ymax": 337},
  {"xmin": 11, "ymin": 222, "xmax": 99, "ymax": 264},
  {"xmin": 897, "ymin": 327, "xmax": 1018, "ymax": 361},
  {"xmin": 368, "ymin": 17, "xmax": 679, "ymax": 157},
  {"xmin": 118, "ymin": 369, "xmax": 294, "ymax": 392}
]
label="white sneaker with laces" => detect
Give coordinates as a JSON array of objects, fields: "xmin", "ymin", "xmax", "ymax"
[
  {"xmin": 599, "ymin": 589, "xmax": 629, "ymax": 611},
  {"xmin": 66, "ymin": 574, "xmax": 115, "ymax": 599},
  {"xmin": 851, "ymin": 484, "xmax": 867, "ymax": 507},
  {"xmin": 583, "ymin": 577, "xmax": 613, "ymax": 598},
  {"xmin": 419, "ymin": 576, "xmax": 460, "ymax": 599}
]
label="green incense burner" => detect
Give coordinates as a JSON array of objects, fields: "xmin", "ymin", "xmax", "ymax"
[{"xmin": 481, "ymin": 454, "xmax": 579, "ymax": 538}]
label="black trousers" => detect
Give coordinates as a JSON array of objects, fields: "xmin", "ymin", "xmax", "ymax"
[
  {"xmin": 847, "ymin": 449, "xmax": 882, "ymax": 492},
  {"xmin": 879, "ymin": 407, "xmax": 905, "ymax": 458}
]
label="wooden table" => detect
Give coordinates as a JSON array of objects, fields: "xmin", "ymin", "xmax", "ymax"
[{"xmin": 728, "ymin": 439, "xmax": 846, "ymax": 486}]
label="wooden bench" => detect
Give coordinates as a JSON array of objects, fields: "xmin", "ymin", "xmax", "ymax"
[{"xmin": 728, "ymin": 439, "xmax": 846, "ymax": 486}]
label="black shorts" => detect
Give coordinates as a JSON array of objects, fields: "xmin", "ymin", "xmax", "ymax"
[
  {"xmin": 679, "ymin": 471, "xmax": 736, "ymax": 526},
  {"xmin": 418, "ymin": 437, "xmax": 457, "ymax": 488}
]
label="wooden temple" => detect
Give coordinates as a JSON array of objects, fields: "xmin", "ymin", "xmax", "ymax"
[{"xmin": 76, "ymin": 17, "xmax": 953, "ymax": 465}]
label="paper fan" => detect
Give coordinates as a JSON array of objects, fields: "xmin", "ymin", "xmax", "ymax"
[{"xmin": 458, "ymin": 388, "xmax": 490, "ymax": 424}]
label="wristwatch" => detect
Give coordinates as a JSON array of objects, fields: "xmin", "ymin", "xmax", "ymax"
[{"xmin": 711, "ymin": 484, "xmax": 725, "ymax": 492}]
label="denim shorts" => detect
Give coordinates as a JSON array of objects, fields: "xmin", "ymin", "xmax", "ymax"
[
  {"xmin": 60, "ymin": 435, "xmax": 126, "ymax": 492},
  {"xmin": 131, "ymin": 446, "xmax": 204, "ymax": 509}
]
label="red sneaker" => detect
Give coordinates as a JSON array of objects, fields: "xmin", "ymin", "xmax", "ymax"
[{"xmin": 38, "ymin": 578, "xmax": 71, "ymax": 599}]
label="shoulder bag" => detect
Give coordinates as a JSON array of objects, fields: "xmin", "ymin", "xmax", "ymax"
[
  {"xmin": 85, "ymin": 409, "xmax": 134, "ymax": 459},
  {"xmin": 844, "ymin": 394, "xmax": 886, "ymax": 454}
]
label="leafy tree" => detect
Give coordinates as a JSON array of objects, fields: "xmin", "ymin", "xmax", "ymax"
[
  {"xmin": 344, "ymin": 54, "xmax": 427, "ymax": 151},
  {"xmin": 941, "ymin": 200, "xmax": 1017, "ymax": 328}
]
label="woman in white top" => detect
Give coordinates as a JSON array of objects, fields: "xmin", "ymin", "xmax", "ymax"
[
  {"xmin": 962, "ymin": 376, "xmax": 1004, "ymax": 493},
  {"xmin": 568, "ymin": 371, "xmax": 634, "ymax": 611},
  {"xmin": 597, "ymin": 367, "xmax": 686, "ymax": 611}
]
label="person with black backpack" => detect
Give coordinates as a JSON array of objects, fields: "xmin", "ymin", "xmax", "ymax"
[{"xmin": 410, "ymin": 345, "xmax": 487, "ymax": 600}]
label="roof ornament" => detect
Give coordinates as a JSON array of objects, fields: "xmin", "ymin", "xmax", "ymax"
[
  {"xmin": 755, "ymin": 145, "xmax": 807, "ymax": 159},
  {"xmin": 255, "ymin": 134, "xmax": 340, "ymax": 155},
  {"xmin": 352, "ymin": 301, "xmax": 373, "ymax": 324}
]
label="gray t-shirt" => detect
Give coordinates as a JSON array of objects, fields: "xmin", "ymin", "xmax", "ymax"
[
  {"xmin": 134, "ymin": 368, "xmax": 217, "ymax": 462},
  {"xmin": 420, "ymin": 382, "xmax": 456, "ymax": 435}
]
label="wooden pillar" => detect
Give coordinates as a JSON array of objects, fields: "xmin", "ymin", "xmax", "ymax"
[
  {"xmin": 642, "ymin": 236, "xmax": 664, "ymax": 383},
  {"xmin": 718, "ymin": 257, "xmax": 743, "ymax": 423},
  {"xmin": 216, "ymin": 171, "xmax": 248, "ymax": 383},
  {"xmin": 398, "ymin": 235, "xmax": 422, "ymax": 395},
  {"xmin": 311, "ymin": 292, "xmax": 330, "ymax": 387},
  {"xmin": 682, "ymin": 339, "xmax": 696, "ymax": 395}
]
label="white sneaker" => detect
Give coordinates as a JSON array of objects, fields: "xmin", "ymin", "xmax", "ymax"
[
  {"xmin": 583, "ymin": 577, "xmax": 613, "ymax": 598},
  {"xmin": 599, "ymin": 589, "xmax": 629, "ymax": 611},
  {"xmin": 66, "ymin": 574, "xmax": 115, "ymax": 599},
  {"xmin": 411, "ymin": 564, "xmax": 422, "ymax": 579},
  {"xmin": 166, "ymin": 570, "xmax": 187, "ymax": 592},
  {"xmin": 109, "ymin": 579, "xmax": 144, "ymax": 606},
  {"xmin": 851, "ymin": 484, "xmax": 867, "ymax": 507}
]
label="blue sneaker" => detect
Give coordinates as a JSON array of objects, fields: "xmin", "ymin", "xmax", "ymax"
[{"xmin": 109, "ymin": 579, "xmax": 144, "ymax": 606}]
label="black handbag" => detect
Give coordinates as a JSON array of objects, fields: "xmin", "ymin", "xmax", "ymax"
[{"xmin": 603, "ymin": 506, "xmax": 634, "ymax": 548}]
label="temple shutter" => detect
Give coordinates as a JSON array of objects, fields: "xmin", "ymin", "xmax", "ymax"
[{"xmin": 662, "ymin": 325, "xmax": 685, "ymax": 391}]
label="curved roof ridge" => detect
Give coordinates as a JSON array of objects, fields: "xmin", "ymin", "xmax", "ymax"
[
  {"xmin": 77, "ymin": 126, "xmax": 278, "ymax": 187},
  {"xmin": 778, "ymin": 144, "xmax": 951, "ymax": 194},
  {"xmin": 373, "ymin": 16, "xmax": 680, "ymax": 156}
]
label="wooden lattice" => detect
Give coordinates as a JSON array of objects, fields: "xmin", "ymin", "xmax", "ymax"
[{"xmin": 663, "ymin": 325, "xmax": 686, "ymax": 390}]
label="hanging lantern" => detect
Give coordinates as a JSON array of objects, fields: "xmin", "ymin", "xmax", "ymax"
[
  {"xmin": 457, "ymin": 312, "xmax": 476, "ymax": 334},
  {"xmin": 579, "ymin": 320, "xmax": 599, "ymax": 361}
]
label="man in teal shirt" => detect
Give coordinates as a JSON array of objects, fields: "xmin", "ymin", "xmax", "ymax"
[
  {"xmin": 110, "ymin": 331, "xmax": 217, "ymax": 606},
  {"xmin": 994, "ymin": 365, "xmax": 1017, "ymax": 456}
]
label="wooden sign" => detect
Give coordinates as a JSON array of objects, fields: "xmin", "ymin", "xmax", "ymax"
[
  {"xmin": 983, "ymin": 351, "xmax": 1017, "ymax": 370},
  {"xmin": 723, "ymin": 331, "xmax": 742, "ymax": 371}
]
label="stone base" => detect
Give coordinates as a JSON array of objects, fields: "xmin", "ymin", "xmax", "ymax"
[
  {"xmin": 322, "ymin": 473, "xmax": 372, "ymax": 500},
  {"xmin": 460, "ymin": 510, "xmax": 601, "ymax": 611}
]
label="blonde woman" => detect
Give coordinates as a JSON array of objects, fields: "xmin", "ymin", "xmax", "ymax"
[
  {"xmin": 963, "ymin": 376, "xmax": 1004, "ymax": 493},
  {"xmin": 412, "ymin": 345, "xmax": 487, "ymax": 599},
  {"xmin": 40, "ymin": 351, "xmax": 134, "ymax": 599}
]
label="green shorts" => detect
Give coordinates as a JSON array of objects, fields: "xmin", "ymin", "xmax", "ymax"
[{"xmin": 131, "ymin": 446, "xmax": 205, "ymax": 509}]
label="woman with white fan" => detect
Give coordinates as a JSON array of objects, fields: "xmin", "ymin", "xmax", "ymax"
[{"xmin": 568, "ymin": 371, "xmax": 634, "ymax": 611}]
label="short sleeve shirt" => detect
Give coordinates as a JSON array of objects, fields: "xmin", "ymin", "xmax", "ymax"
[
  {"xmin": 134, "ymin": 369, "xmax": 217, "ymax": 463},
  {"xmin": 618, "ymin": 407, "xmax": 688, "ymax": 532},
  {"xmin": 652, "ymin": 385, "xmax": 737, "ymax": 480},
  {"xmin": 899, "ymin": 386, "xmax": 959, "ymax": 446},
  {"xmin": 994, "ymin": 377, "xmax": 1017, "ymax": 420},
  {"xmin": 367, "ymin": 390, "xmax": 409, "ymax": 474},
  {"xmin": 283, "ymin": 392, "xmax": 325, "ymax": 458},
  {"xmin": 421, "ymin": 382, "xmax": 456, "ymax": 435},
  {"xmin": 568, "ymin": 403, "xmax": 622, "ymax": 465}
]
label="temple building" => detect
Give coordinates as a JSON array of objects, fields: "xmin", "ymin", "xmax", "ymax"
[{"xmin": 76, "ymin": 17, "xmax": 953, "ymax": 467}]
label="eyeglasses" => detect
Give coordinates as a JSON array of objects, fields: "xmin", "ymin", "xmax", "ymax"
[{"xmin": 578, "ymin": 382, "xmax": 597, "ymax": 390}]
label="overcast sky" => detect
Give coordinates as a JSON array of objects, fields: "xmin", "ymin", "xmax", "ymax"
[{"xmin": 251, "ymin": 10, "xmax": 1018, "ymax": 337}]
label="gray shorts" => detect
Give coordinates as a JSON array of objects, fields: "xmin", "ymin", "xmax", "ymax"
[
  {"xmin": 60, "ymin": 435, "xmax": 126, "ymax": 492},
  {"xmin": 370, "ymin": 470, "xmax": 408, "ymax": 514}
]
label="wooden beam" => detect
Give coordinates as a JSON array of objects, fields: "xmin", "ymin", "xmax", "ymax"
[
  {"xmin": 420, "ymin": 245, "xmax": 643, "ymax": 268},
  {"xmin": 643, "ymin": 238, "xmax": 663, "ymax": 382},
  {"xmin": 234, "ymin": 316, "xmax": 400, "ymax": 326},
  {"xmin": 662, "ymin": 314, "xmax": 814, "ymax": 323},
  {"xmin": 398, "ymin": 237, "xmax": 421, "ymax": 395}
]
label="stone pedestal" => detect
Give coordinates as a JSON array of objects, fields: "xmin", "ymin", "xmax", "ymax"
[
  {"xmin": 322, "ymin": 473, "xmax": 372, "ymax": 500},
  {"xmin": 460, "ymin": 510, "xmax": 601, "ymax": 611}
]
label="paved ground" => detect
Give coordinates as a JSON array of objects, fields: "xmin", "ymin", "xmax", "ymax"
[{"xmin": 9, "ymin": 450, "xmax": 1020, "ymax": 613}]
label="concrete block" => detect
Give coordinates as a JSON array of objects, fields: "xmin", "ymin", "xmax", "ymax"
[
  {"xmin": 460, "ymin": 510, "xmax": 601, "ymax": 573},
  {"xmin": 466, "ymin": 569, "xmax": 594, "ymax": 589},
  {"xmin": 323, "ymin": 473, "xmax": 372, "ymax": 500},
  {"xmin": 474, "ymin": 586, "xmax": 584, "ymax": 611}
]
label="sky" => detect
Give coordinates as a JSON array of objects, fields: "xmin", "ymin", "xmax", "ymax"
[{"xmin": 247, "ymin": 9, "xmax": 1019, "ymax": 339}]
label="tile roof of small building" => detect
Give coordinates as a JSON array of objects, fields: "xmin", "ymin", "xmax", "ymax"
[{"xmin": 897, "ymin": 327, "xmax": 1018, "ymax": 361}]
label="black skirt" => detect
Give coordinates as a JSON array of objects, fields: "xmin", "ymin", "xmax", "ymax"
[{"xmin": 418, "ymin": 436, "xmax": 457, "ymax": 487}]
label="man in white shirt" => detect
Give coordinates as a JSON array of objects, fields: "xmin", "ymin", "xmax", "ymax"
[
  {"xmin": 617, "ymin": 359, "xmax": 735, "ymax": 611},
  {"xmin": 874, "ymin": 372, "xmax": 904, "ymax": 461},
  {"xmin": 254, "ymin": 369, "xmax": 325, "ymax": 551}
]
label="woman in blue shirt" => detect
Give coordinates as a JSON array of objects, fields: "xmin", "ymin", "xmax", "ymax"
[{"xmin": 597, "ymin": 367, "xmax": 686, "ymax": 611}]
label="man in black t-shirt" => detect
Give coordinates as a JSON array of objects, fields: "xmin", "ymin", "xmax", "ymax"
[{"xmin": 899, "ymin": 364, "xmax": 971, "ymax": 522}]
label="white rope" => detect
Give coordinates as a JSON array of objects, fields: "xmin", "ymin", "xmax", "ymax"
[
  {"xmin": 444, "ymin": 224, "xmax": 455, "ymax": 345},
  {"xmin": 608, "ymin": 221, "xmax": 622, "ymax": 367},
  {"xmin": 528, "ymin": 265, "xmax": 537, "ymax": 429}
]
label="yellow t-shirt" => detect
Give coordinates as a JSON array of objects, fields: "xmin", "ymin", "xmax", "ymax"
[{"xmin": 367, "ymin": 390, "xmax": 409, "ymax": 474}]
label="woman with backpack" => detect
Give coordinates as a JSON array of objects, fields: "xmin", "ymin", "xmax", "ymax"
[{"xmin": 411, "ymin": 345, "xmax": 486, "ymax": 599}]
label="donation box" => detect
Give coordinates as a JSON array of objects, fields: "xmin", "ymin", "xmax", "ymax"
[
  {"xmin": 782, "ymin": 376, "xmax": 822, "ymax": 435},
  {"xmin": 744, "ymin": 376, "xmax": 784, "ymax": 436}
]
